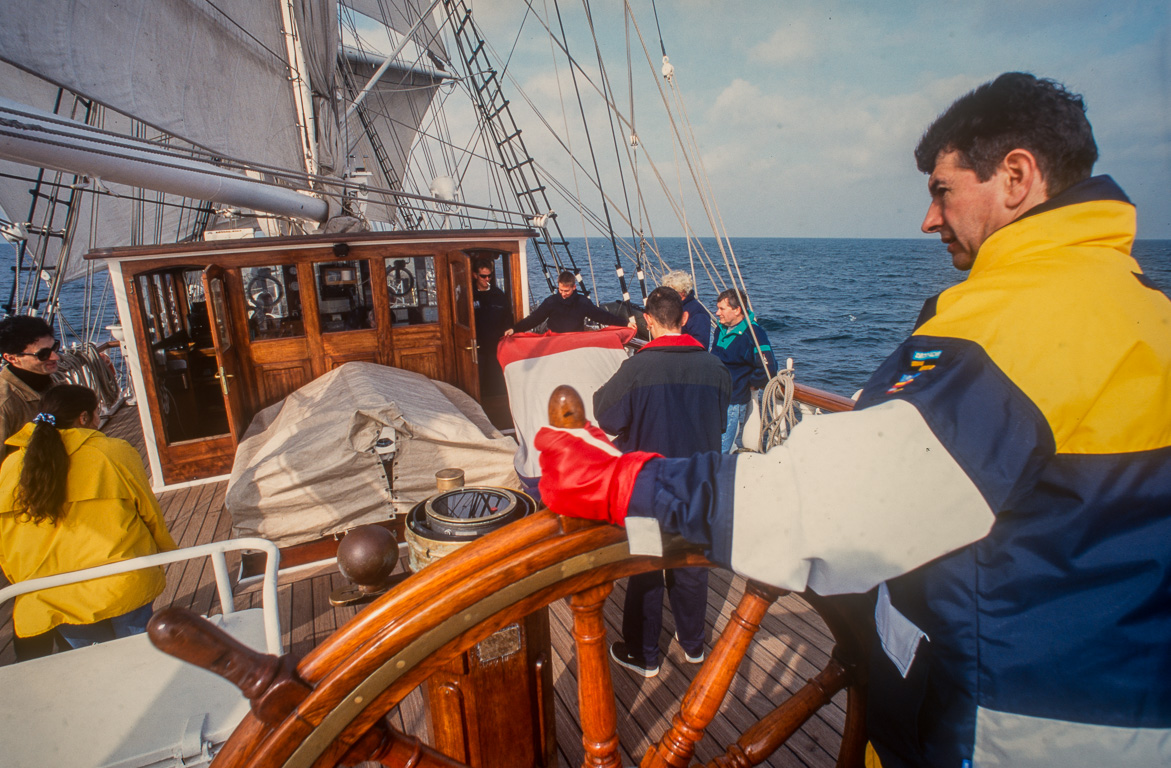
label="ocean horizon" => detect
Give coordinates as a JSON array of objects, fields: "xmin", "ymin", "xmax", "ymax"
[{"xmin": 3, "ymin": 237, "xmax": 1168, "ymax": 397}]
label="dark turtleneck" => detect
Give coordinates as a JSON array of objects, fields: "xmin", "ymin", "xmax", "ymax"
[{"xmin": 7, "ymin": 364, "xmax": 54, "ymax": 393}]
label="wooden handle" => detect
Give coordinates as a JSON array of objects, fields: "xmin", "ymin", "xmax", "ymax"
[
  {"xmin": 548, "ymin": 384, "xmax": 586, "ymax": 428},
  {"xmin": 148, "ymin": 606, "xmax": 311, "ymax": 723}
]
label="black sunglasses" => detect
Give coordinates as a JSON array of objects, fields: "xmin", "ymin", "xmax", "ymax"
[
  {"xmin": 476, "ymin": 272, "xmax": 492, "ymax": 279},
  {"xmin": 19, "ymin": 340, "xmax": 60, "ymax": 361}
]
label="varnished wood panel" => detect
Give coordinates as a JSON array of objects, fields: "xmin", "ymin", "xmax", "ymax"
[
  {"xmin": 394, "ymin": 347, "xmax": 442, "ymax": 381},
  {"xmin": 257, "ymin": 364, "xmax": 312, "ymax": 409}
]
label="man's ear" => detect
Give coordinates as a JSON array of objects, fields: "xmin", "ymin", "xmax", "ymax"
[
  {"xmin": 1001, "ymin": 149, "xmax": 1046, "ymax": 209},
  {"xmin": 681, "ymin": 310, "xmax": 690, "ymax": 327}
]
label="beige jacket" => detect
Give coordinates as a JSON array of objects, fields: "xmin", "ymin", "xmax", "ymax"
[{"xmin": 0, "ymin": 366, "xmax": 42, "ymax": 455}]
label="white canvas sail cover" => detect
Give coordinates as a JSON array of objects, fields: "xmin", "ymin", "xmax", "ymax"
[{"xmin": 227, "ymin": 362, "xmax": 518, "ymax": 547}]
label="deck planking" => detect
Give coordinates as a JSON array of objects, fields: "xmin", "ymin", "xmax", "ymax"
[{"xmin": 0, "ymin": 403, "xmax": 847, "ymax": 766}]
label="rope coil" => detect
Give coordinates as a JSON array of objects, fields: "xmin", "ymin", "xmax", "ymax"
[{"xmin": 758, "ymin": 365, "xmax": 799, "ymax": 452}]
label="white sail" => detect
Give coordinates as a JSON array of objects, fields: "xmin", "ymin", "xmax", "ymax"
[
  {"xmin": 0, "ymin": 0, "xmax": 308, "ymax": 176},
  {"xmin": 340, "ymin": 0, "xmax": 448, "ymax": 68},
  {"xmin": 341, "ymin": 47, "xmax": 445, "ymax": 226}
]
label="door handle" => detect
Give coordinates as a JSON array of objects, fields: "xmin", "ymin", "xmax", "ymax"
[
  {"xmin": 216, "ymin": 367, "xmax": 234, "ymax": 396},
  {"xmin": 465, "ymin": 343, "xmax": 478, "ymax": 364}
]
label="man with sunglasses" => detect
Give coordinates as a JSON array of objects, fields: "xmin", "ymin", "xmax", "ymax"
[
  {"xmin": 472, "ymin": 258, "xmax": 513, "ymax": 396},
  {"xmin": 0, "ymin": 316, "xmax": 60, "ymax": 455},
  {"xmin": 0, "ymin": 315, "xmax": 64, "ymax": 661}
]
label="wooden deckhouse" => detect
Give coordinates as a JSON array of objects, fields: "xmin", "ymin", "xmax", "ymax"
[{"xmin": 88, "ymin": 229, "xmax": 536, "ymax": 488}]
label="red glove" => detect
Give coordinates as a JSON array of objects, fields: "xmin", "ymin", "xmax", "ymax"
[{"xmin": 535, "ymin": 422, "xmax": 659, "ymax": 525}]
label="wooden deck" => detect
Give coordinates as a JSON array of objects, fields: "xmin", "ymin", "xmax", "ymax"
[{"xmin": 0, "ymin": 403, "xmax": 847, "ymax": 767}]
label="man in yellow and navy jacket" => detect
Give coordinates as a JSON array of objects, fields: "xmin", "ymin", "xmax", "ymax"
[{"xmin": 535, "ymin": 72, "xmax": 1171, "ymax": 767}]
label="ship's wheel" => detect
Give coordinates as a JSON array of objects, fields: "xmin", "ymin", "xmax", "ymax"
[{"xmin": 150, "ymin": 510, "xmax": 871, "ymax": 768}]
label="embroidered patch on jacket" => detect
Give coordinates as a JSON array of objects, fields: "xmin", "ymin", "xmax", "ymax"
[{"xmin": 886, "ymin": 350, "xmax": 942, "ymax": 393}]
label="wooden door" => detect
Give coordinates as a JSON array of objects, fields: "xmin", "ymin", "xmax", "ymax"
[
  {"xmin": 446, "ymin": 253, "xmax": 480, "ymax": 400},
  {"xmin": 202, "ymin": 265, "xmax": 249, "ymax": 442}
]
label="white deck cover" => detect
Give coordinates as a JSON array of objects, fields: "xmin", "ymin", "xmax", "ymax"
[
  {"xmin": 0, "ymin": 612, "xmax": 264, "ymax": 768},
  {"xmin": 227, "ymin": 362, "xmax": 519, "ymax": 547}
]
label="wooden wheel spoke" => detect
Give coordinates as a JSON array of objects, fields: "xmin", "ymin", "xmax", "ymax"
[
  {"xmin": 641, "ymin": 581, "xmax": 785, "ymax": 768},
  {"xmin": 569, "ymin": 582, "xmax": 623, "ymax": 768},
  {"xmin": 700, "ymin": 657, "xmax": 852, "ymax": 768}
]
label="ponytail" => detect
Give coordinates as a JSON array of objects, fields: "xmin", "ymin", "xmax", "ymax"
[{"xmin": 14, "ymin": 385, "xmax": 99, "ymax": 524}]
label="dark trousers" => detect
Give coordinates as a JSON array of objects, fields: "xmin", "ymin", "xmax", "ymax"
[
  {"xmin": 13, "ymin": 627, "xmax": 66, "ymax": 660},
  {"xmin": 622, "ymin": 566, "xmax": 708, "ymax": 665}
]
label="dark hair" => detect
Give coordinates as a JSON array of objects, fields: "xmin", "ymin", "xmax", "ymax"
[
  {"xmin": 914, "ymin": 72, "xmax": 1097, "ymax": 196},
  {"xmin": 717, "ymin": 288, "xmax": 746, "ymax": 311},
  {"xmin": 0, "ymin": 316, "xmax": 54, "ymax": 356},
  {"xmin": 473, "ymin": 258, "xmax": 494, "ymax": 275},
  {"xmin": 644, "ymin": 287, "xmax": 684, "ymax": 330},
  {"xmin": 14, "ymin": 385, "xmax": 99, "ymax": 525},
  {"xmin": 557, "ymin": 271, "xmax": 576, "ymax": 287}
]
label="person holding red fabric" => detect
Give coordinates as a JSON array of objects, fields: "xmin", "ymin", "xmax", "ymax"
[{"xmin": 590, "ymin": 286, "xmax": 730, "ymax": 677}]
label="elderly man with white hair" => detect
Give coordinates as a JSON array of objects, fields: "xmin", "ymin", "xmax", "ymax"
[{"xmin": 659, "ymin": 270, "xmax": 711, "ymax": 349}]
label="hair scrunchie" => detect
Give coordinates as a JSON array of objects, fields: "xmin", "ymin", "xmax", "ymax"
[{"xmin": 32, "ymin": 412, "xmax": 56, "ymax": 427}]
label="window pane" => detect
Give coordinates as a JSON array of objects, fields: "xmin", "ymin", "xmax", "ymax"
[
  {"xmin": 385, "ymin": 256, "xmax": 439, "ymax": 325},
  {"xmin": 315, "ymin": 260, "xmax": 376, "ymax": 332},
  {"xmin": 241, "ymin": 265, "xmax": 304, "ymax": 341},
  {"xmin": 450, "ymin": 259, "xmax": 469, "ymax": 328}
]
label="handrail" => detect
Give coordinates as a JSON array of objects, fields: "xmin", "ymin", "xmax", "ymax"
[
  {"xmin": 0, "ymin": 537, "xmax": 282, "ymax": 654},
  {"xmin": 792, "ymin": 382, "xmax": 857, "ymax": 413}
]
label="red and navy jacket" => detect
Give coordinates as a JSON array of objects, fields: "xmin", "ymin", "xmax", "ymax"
[{"xmin": 593, "ymin": 334, "xmax": 731, "ymax": 457}]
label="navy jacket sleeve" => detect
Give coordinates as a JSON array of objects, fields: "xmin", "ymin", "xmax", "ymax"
[
  {"xmin": 581, "ymin": 297, "xmax": 630, "ymax": 328},
  {"xmin": 511, "ymin": 295, "xmax": 554, "ymax": 333}
]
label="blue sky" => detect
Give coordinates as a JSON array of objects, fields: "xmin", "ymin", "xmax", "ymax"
[{"xmin": 465, "ymin": 1, "xmax": 1170, "ymax": 239}]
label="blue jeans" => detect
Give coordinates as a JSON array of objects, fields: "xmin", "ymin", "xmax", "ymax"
[
  {"xmin": 722, "ymin": 401, "xmax": 749, "ymax": 453},
  {"xmin": 56, "ymin": 603, "xmax": 154, "ymax": 649}
]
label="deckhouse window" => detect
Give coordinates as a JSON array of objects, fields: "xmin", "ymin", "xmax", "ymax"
[
  {"xmin": 386, "ymin": 256, "xmax": 439, "ymax": 325},
  {"xmin": 314, "ymin": 260, "xmax": 376, "ymax": 332},
  {"xmin": 241, "ymin": 265, "xmax": 304, "ymax": 341}
]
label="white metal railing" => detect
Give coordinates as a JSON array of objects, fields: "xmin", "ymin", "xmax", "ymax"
[{"xmin": 0, "ymin": 537, "xmax": 282, "ymax": 654}]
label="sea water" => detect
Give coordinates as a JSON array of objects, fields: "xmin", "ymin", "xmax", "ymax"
[{"xmin": 3, "ymin": 238, "xmax": 1169, "ymax": 397}]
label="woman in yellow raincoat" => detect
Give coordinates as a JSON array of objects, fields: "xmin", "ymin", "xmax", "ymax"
[{"xmin": 0, "ymin": 384, "xmax": 176, "ymax": 648}]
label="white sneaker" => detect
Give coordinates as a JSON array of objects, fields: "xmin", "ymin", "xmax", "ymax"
[{"xmin": 674, "ymin": 632, "xmax": 705, "ymax": 663}]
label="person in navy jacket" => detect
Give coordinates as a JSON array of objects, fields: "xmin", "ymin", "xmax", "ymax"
[
  {"xmin": 660, "ymin": 269, "xmax": 712, "ymax": 349},
  {"xmin": 506, "ymin": 271, "xmax": 634, "ymax": 335},
  {"xmin": 592, "ymin": 287, "xmax": 731, "ymax": 677}
]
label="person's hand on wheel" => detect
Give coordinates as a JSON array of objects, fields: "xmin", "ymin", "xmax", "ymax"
[{"xmin": 536, "ymin": 422, "xmax": 658, "ymax": 525}]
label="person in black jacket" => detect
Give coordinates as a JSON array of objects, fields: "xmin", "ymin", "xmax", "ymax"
[
  {"xmin": 505, "ymin": 271, "xmax": 634, "ymax": 335},
  {"xmin": 472, "ymin": 258, "xmax": 513, "ymax": 395},
  {"xmin": 592, "ymin": 287, "xmax": 731, "ymax": 677}
]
